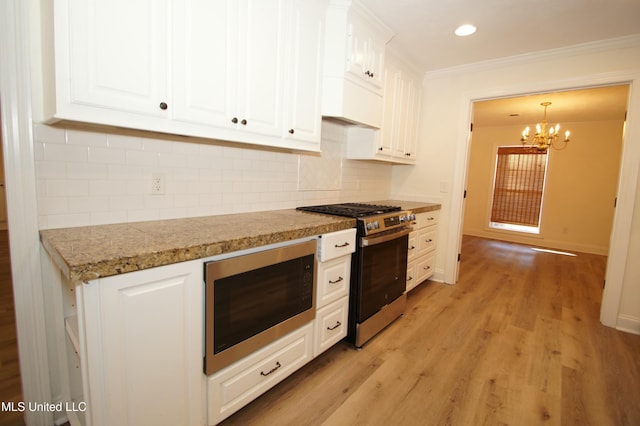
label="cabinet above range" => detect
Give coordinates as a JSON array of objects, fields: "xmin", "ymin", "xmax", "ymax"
[
  {"xmin": 37, "ymin": 0, "xmax": 326, "ymax": 152},
  {"xmin": 321, "ymin": 0, "xmax": 394, "ymax": 129}
]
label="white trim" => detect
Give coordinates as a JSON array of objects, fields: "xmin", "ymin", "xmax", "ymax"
[
  {"xmin": 424, "ymin": 35, "xmax": 640, "ymax": 80},
  {"xmin": 616, "ymin": 314, "xmax": 640, "ymax": 335},
  {"xmin": 447, "ymin": 73, "xmax": 640, "ymax": 328},
  {"xmin": 0, "ymin": 1, "xmax": 53, "ymax": 425}
]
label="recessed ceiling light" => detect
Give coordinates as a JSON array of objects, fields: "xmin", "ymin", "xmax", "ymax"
[{"xmin": 455, "ymin": 24, "xmax": 477, "ymax": 37}]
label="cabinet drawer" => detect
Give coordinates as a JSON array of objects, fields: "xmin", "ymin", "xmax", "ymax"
[
  {"xmin": 415, "ymin": 252, "xmax": 435, "ymax": 284},
  {"xmin": 313, "ymin": 297, "xmax": 348, "ymax": 356},
  {"xmin": 414, "ymin": 210, "xmax": 440, "ymax": 228},
  {"xmin": 416, "ymin": 227, "xmax": 437, "ymax": 256},
  {"xmin": 316, "ymin": 256, "xmax": 350, "ymax": 308},
  {"xmin": 318, "ymin": 228, "xmax": 357, "ymax": 262},
  {"xmin": 207, "ymin": 323, "xmax": 313, "ymax": 425}
]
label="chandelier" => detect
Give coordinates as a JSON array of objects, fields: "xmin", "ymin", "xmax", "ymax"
[{"xmin": 520, "ymin": 102, "xmax": 570, "ymax": 150}]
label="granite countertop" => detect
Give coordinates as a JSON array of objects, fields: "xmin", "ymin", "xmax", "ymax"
[
  {"xmin": 40, "ymin": 210, "xmax": 355, "ymax": 284},
  {"xmin": 40, "ymin": 201, "xmax": 440, "ymax": 284},
  {"xmin": 374, "ymin": 200, "xmax": 441, "ymax": 214}
]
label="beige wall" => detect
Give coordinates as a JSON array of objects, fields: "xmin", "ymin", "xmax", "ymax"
[{"xmin": 463, "ymin": 120, "xmax": 624, "ymax": 255}]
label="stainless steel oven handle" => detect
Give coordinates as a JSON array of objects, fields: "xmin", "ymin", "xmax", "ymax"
[{"xmin": 360, "ymin": 227, "xmax": 412, "ymax": 247}]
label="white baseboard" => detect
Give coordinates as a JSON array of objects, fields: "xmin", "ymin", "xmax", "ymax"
[{"xmin": 616, "ymin": 315, "xmax": 640, "ymax": 335}]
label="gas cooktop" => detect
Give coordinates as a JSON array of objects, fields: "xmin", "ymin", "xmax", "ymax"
[{"xmin": 296, "ymin": 203, "xmax": 401, "ymax": 218}]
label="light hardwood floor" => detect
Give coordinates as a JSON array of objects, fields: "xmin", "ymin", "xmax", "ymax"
[
  {"xmin": 221, "ymin": 235, "xmax": 640, "ymax": 426},
  {"xmin": 0, "ymin": 230, "xmax": 23, "ymax": 426}
]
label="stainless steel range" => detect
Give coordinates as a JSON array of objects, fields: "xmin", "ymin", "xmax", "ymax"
[{"xmin": 297, "ymin": 203, "xmax": 414, "ymax": 347}]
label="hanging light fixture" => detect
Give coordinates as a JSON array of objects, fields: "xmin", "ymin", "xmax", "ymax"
[{"xmin": 520, "ymin": 102, "xmax": 571, "ymax": 150}]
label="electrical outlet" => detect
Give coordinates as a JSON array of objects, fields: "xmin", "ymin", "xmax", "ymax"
[{"xmin": 151, "ymin": 173, "xmax": 165, "ymax": 195}]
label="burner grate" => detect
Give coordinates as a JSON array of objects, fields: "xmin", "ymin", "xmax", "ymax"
[{"xmin": 297, "ymin": 203, "xmax": 401, "ymax": 218}]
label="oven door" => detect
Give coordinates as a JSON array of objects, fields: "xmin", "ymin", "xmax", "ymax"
[{"xmin": 356, "ymin": 228, "xmax": 410, "ymax": 322}]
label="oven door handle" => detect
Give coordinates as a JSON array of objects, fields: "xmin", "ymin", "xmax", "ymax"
[{"xmin": 360, "ymin": 227, "xmax": 412, "ymax": 247}]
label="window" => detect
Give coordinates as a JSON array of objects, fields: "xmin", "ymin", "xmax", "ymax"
[{"xmin": 490, "ymin": 146, "xmax": 548, "ymax": 234}]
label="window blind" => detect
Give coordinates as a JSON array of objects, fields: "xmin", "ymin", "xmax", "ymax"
[{"xmin": 490, "ymin": 146, "xmax": 548, "ymax": 227}]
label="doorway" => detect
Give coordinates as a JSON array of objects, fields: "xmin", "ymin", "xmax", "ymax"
[{"xmin": 463, "ymin": 85, "xmax": 629, "ymax": 255}]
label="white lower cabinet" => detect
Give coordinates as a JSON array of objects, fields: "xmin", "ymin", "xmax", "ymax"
[
  {"xmin": 314, "ymin": 297, "xmax": 349, "ymax": 355},
  {"xmin": 406, "ymin": 210, "xmax": 439, "ymax": 292},
  {"xmin": 49, "ymin": 230, "xmax": 356, "ymax": 426},
  {"xmin": 65, "ymin": 260, "xmax": 205, "ymax": 426},
  {"xmin": 206, "ymin": 323, "xmax": 314, "ymax": 425}
]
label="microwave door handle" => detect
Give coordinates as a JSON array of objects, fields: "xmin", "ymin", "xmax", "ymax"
[{"xmin": 360, "ymin": 227, "xmax": 412, "ymax": 247}]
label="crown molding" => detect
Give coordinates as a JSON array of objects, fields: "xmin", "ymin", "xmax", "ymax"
[{"xmin": 424, "ymin": 34, "xmax": 640, "ymax": 80}]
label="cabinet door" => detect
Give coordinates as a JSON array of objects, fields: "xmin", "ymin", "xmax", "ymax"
[
  {"xmin": 81, "ymin": 261, "xmax": 204, "ymax": 426},
  {"xmin": 237, "ymin": 0, "xmax": 286, "ymax": 137},
  {"xmin": 393, "ymin": 76, "xmax": 419, "ymax": 160},
  {"xmin": 377, "ymin": 65, "xmax": 397, "ymax": 156},
  {"xmin": 404, "ymin": 80, "xmax": 422, "ymax": 161},
  {"xmin": 172, "ymin": 0, "xmax": 238, "ymax": 128},
  {"xmin": 345, "ymin": 16, "xmax": 384, "ymax": 90},
  {"xmin": 282, "ymin": 0, "xmax": 325, "ymax": 145},
  {"xmin": 62, "ymin": 0, "xmax": 169, "ymax": 117}
]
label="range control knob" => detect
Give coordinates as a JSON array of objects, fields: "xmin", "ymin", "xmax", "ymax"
[
  {"xmin": 374, "ymin": 221, "xmax": 380, "ymax": 229},
  {"xmin": 366, "ymin": 221, "xmax": 376, "ymax": 231}
]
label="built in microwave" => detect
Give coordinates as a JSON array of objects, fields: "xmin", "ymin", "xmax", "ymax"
[{"xmin": 204, "ymin": 239, "xmax": 317, "ymax": 375}]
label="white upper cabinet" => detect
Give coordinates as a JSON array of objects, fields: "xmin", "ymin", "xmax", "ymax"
[
  {"xmin": 282, "ymin": 0, "xmax": 326, "ymax": 144},
  {"xmin": 171, "ymin": 1, "xmax": 237, "ymax": 131},
  {"xmin": 344, "ymin": 6, "xmax": 386, "ymax": 91},
  {"xmin": 321, "ymin": 0, "xmax": 393, "ymax": 128},
  {"xmin": 44, "ymin": 0, "xmax": 325, "ymax": 152},
  {"xmin": 173, "ymin": 0, "xmax": 285, "ymax": 138},
  {"xmin": 345, "ymin": 50, "xmax": 422, "ymax": 164},
  {"xmin": 54, "ymin": 0, "xmax": 170, "ymax": 119}
]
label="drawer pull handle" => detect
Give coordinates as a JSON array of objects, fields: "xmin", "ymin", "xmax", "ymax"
[
  {"xmin": 329, "ymin": 276, "xmax": 344, "ymax": 284},
  {"xmin": 409, "ymin": 245, "xmax": 416, "ymax": 250},
  {"xmin": 427, "ymin": 217, "xmax": 435, "ymax": 221},
  {"xmin": 426, "ymin": 239, "xmax": 433, "ymax": 243},
  {"xmin": 407, "ymin": 276, "xmax": 413, "ymax": 281},
  {"xmin": 334, "ymin": 242, "xmax": 350, "ymax": 248},
  {"xmin": 327, "ymin": 321, "xmax": 342, "ymax": 331},
  {"xmin": 424, "ymin": 266, "xmax": 431, "ymax": 271},
  {"xmin": 260, "ymin": 361, "xmax": 281, "ymax": 377}
]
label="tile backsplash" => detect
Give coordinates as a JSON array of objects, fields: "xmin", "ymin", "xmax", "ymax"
[{"xmin": 34, "ymin": 120, "xmax": 392, "ymax": 229}]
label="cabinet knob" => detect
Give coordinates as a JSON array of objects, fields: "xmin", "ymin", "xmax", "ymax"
[
  {"xmin": 159, "ymin": 102, "xmax": 168, "ymax": 110},
  {"xmin": 289, "ymin": 129, "xmax": 295, "ymax": 134},
  {"xmin": 405, "ymin": 153, "xmax": 411, "ymax": 156},
  {"xmin": 378, "ymin": 147, "xmax": 383, "ymax": 151},
  {"xmin": 231, "ymin": 117, "xmax": 238, "ymax": 124},
  {"xmin": 241, "ymin": 119, "xmax": 247, "ymax": 125}
]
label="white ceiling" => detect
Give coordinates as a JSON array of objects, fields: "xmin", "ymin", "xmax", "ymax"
[
  {"xmin": 364, "ymin": 0, "xmax": 640, "ymax": 73},
  {"xmin": 362, "ymin": 1, "xmax": 638, "ymax": 127}
]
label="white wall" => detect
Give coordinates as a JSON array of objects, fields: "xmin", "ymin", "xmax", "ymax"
[
  {"xmin": 390, "ymin": 36, "xmax": 640, "ymax": 333},
  {"xmin": 34, "ymin": 120, "xmax": 393, "ymax": 229}
]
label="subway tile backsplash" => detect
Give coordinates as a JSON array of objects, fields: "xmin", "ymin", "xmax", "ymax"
[{"xmin": 34, "ymin": 120, "xmax": 392, "ymax": 229}]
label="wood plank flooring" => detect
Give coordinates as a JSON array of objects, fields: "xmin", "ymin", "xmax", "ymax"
[
  {"xmin": 0, "ymin": 230, "xmax": 23, "ymax": 426},
  {"xmin": 221, "ymin": 235, "xmax": 640, "ymax": 426}
]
